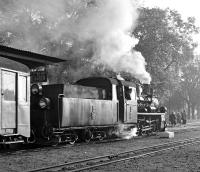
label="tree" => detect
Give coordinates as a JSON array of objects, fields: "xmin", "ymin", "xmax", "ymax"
[
  {"xmin": 179, "ymin": 61, "xmax": 200, "ymax": 119},
  {"xmin": 133, "ymin": 7, "xmax": 199, "ymax": 111}
]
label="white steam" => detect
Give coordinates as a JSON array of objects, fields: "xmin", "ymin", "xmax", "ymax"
[
  {"xmin": 116, "ymin": 124, "xmax": 138, "ymax": 139},
  {"xmin": 0, "ymin": 0, "xmax": 151, "ymax": 83}
]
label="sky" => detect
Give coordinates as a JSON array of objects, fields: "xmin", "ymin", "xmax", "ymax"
[{"xmin": 142, "ymin": 0, "xmax": 200, "ymax": 53}]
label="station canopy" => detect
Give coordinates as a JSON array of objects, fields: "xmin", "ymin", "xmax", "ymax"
[{"xmin": 0, "ymin": 45, "xmax": 66, "ymax": 69}]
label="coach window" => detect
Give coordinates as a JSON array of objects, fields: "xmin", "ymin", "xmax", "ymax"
[
  {"xmin": 18, "ymin": 75, "xmax": 27, "ymax": 102},
  {"xmin": 2, "ymin": 72, "xmax": 16, "ymax": 101}
]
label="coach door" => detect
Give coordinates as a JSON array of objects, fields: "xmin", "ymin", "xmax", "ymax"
[
  {"xmin": 17, "ymin": 74, "xmax": 30, "ymax": 137},
  {"xmin": 1, "ymin": 70, "xmax": 17, "ymax": 129}
]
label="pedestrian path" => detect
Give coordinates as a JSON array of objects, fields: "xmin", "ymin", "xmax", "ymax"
[{"xmin": 166, "ymin": 120, "xmax": 200, "ymax": 131}]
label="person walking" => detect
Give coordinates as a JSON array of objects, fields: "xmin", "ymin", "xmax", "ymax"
[
  {"xmin": 181, "ymin": 110, "xmax": 187, "ymax": 124},
  {"xmin": 176, "ymin": 112, "xmax": 181, "ymax": 125},
  {"xmin": 169, "ymin": 112, "xmax": 176, "ymax": 127}
]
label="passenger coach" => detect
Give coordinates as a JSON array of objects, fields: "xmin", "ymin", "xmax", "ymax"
[{"xmin": 0, "ymin": 45, "xmax": 64, "ymax": 144}]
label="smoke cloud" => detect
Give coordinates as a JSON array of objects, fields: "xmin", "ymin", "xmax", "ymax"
[{"xmin": 0, "ymin": 0, "xmax": 151, "ymax": 83}]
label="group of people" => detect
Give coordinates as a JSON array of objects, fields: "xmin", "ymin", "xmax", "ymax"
[{"xmin": 169, "ymin": 110, "xmax": 187, "ymax": 126}]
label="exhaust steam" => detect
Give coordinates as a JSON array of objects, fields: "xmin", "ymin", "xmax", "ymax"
[
  {"xmin": 115, "ymin": 124, "xmax": 138, "ymax": 140},
  {"xmin": 0, "ymin": 0, "xmax": 151, "ymax": 83}
]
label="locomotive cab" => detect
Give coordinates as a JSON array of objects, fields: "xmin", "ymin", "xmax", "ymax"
[{"xmin": 116, "ymin": 79, "xmax": 137, "ymax": 126}]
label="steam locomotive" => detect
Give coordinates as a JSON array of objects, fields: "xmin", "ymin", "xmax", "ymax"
[
  {"xmin": 0, "ymin": 45, "xmax": 166, "ymax": 145},
  {"xmin": 30, "ymin": 76, "xmax": 166, "ymax": 145}
]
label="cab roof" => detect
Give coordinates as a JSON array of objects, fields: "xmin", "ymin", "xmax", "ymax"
[{"xmin": 76, "ymin": 77, "xmax": 136, "ymax": 88}]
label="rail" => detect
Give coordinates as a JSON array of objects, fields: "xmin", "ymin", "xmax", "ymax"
[{"xmin": 25, "ymin": 137, "xmax": 200, "ymax": 172}]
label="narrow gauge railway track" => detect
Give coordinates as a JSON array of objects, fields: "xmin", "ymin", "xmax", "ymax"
[
  {"xmin": 0, "ymin": 134, "xmax": 172, "ymax": 156},
  {"xmin": 2, "ymin": 126, "xmax": 200, "ymax": 156},
  {"xmin": 0, "ymin": 137, "xmax": 128, "ymax": 156},
  {"xmin": 25, "ymin": 137, "xmax": 200, "ymax": 172}
]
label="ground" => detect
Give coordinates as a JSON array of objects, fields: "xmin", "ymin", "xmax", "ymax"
[
  {"xmin": 0, "ymin": 121, "xmax": 200, "ymax": 172},
  {"xmin": 91, "ymin": 138, "xmax": 200, "ymax": 172}
]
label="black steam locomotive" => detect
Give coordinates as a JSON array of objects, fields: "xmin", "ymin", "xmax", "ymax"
[{"xmin": 30, "ymin": 76, "xmax": 166, "ymax": 145}]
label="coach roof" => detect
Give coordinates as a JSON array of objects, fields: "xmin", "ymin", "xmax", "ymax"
[{"xmin": 0, "ymin": 45, "xmax": 66, "ymax": 69}]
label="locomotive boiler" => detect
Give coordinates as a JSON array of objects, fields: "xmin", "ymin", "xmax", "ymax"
[{"xmin": 31, "ymin": 77, "xmax": 166, "ymax": 145}]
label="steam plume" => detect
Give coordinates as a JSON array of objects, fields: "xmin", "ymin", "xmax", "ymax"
[
  {"xmin": 0, "ymin": 0, "xmax": 151, "ymax": 83},
  {"xmin": 115, "ymin": 124, "xmax": 138, "ymax": 139}
]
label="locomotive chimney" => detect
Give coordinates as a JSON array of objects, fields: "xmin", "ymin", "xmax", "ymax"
[{"xmin": 116, "ymin": 74, "xmax": 125, "ymax": 81}]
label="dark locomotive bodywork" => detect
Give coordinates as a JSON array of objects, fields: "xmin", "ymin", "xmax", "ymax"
[
  {"xmin": 31, "ymin": 77, "xmax": 138, "ymax": 143},
  {"xmin": 31, "ymin": 77, "xmax": 165, "ymax": 144}
]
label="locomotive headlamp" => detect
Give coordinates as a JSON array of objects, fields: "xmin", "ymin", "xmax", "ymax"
[
  {"xmin": 31, "ymin": 84, "xmax": 42, "ymax": 95},
  {"xmin": 39, "ymin": 97, "xmax": 51, "ymax": 109}
]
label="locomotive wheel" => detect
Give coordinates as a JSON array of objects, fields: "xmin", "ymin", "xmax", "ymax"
[
  {"xmin": 83, "ymin": 129, "xmax": 93, "ymax": 143},
  {"xmin": 69, "ymin": 134, "xmax": 78, "ymax": 145},
  {"xmin": 98, "ymin": 132, "xmax": 106, "ymax": 141},
  {"xmin": 152, "ymin": 123, "xmax": 157, "ymax": 132},
  {"xmin": 41, "ymin": 125, "xmax": 53, "ymax": 140},
  {"xmin": 69, "ymin": 140, "xmax": 76, "ymax": 145},
  {"xmin": 98, "ymin": 136, "xmax": 104, "ymax": 141},
  {"xmin": 51, "ymin": 135, "xmax": 61, "ymax": 146},
  {"xmin": 146, "ymin": 130, "xmax": 151, "ymax": 136}
]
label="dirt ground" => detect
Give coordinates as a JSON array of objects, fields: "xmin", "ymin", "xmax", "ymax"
[
  {"xmin": 94, "ymin": 141, "xmax": 200, "ymax": 172},
  {"xmin": 0, "ymin": 124, "xmax": 200, "ymax": 172}
]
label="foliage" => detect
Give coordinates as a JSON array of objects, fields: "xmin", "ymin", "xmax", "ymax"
[
  {"xmin": 0, "ymin": 2, "xmax": 200, "ymax": 117},
  {"xmin": 178, "ymin": 60, "xmax": 200, "ymax": 117},
  {"xmin": 133, "ymin": 7, "xmax": 199, "ymax": 106}
]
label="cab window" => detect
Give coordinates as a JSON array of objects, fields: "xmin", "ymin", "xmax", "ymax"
[{"xmin": 125, "ymin": 86, "xmax": 136, "ymax": 100}]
